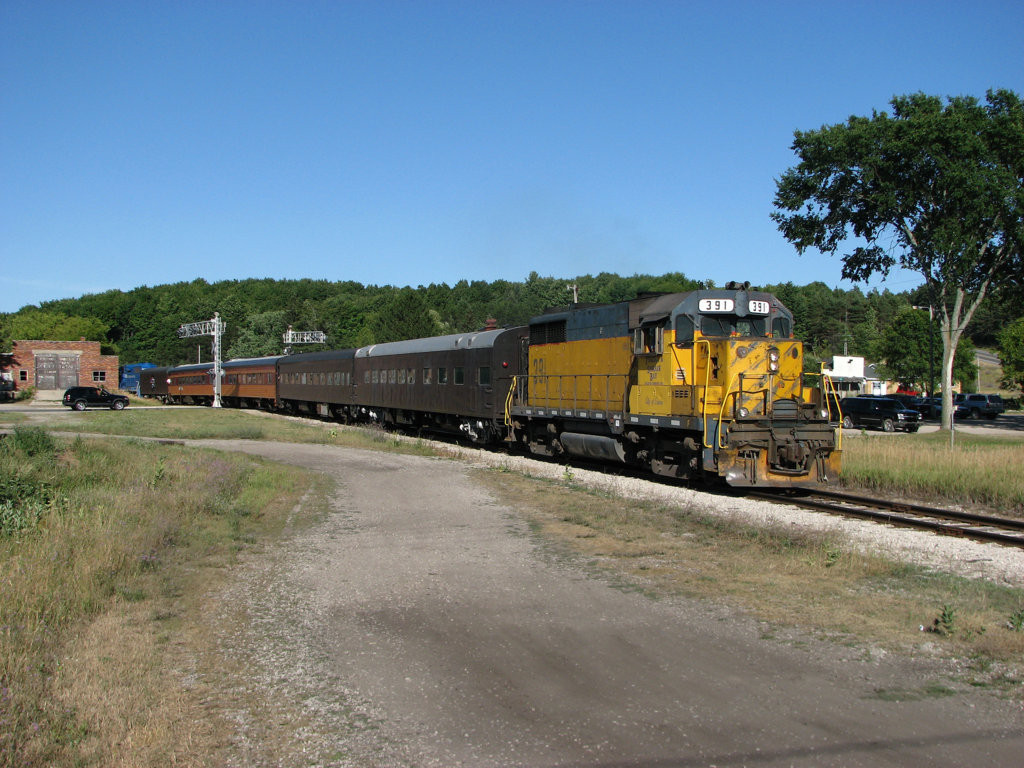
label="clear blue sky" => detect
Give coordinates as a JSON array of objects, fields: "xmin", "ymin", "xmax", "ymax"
[{"xmin": 2, "ymin": 0, "xmax": 1021, "ymax": 314}]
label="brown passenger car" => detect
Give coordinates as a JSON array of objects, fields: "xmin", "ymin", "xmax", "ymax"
[
  {"xmin": 166, "ymin": 362, "xmax": 215, "ymax": 405},
  {"xmin": 221, "ymin": 356, "xmax": 281, "ymax": 409},
  {"xmin": 352, "ymin": 327, "xmax": 526, "ymax": 442},
  {"xmin": 277, "ymin": 349, "xmax": 357, "ymax": 419}
]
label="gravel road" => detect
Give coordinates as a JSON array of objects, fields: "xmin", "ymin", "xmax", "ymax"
[{"xmin": 191, "ymin": 439, "xmax": 1023, "ymax": 767}]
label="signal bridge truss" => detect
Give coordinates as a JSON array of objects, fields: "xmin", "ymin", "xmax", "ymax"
[
  {"xmin": 283, "ymin": 329, "xmax": 326, "ymax": 345},
  {"xmin": 283, "ymin": 327, "xmax": 326, "ymax": 355},
  {"xmin": 177, "ymin": 312, "xmax": 226, "ymax": 407}
]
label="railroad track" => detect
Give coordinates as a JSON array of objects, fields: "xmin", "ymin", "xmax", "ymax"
[{"xmin": 749, "ymin": 488, "xmax": 1024, "ymax": 548}]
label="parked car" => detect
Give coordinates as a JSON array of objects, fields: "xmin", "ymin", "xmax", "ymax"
[
  {"xmin": 62, "ymin": 386, "xmax": 129, "ymax": 411},
  {"xmin": 954, "ymin": 393, "xmax": 1005, "ymax": 420},
  {"xmin": 912, "ymin": 396, "xmax": 943, "ymax": 420},
  {"xmin": 838, "ymin": 396, "xmax": 921, "ymax": 432},
  {"xmin": 887, "ymin": 393, "xmax": 921, "ymax": 409}
]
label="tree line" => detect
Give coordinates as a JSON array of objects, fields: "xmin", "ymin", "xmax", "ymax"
[{"xmin": 1, "ymin": 271, "xmax": 1020, "ymax": 395}]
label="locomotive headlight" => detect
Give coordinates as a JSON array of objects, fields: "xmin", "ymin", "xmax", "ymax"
[
  {"xmin": 737, "ymin": 406, "xmax": 750, "ymax": 418},
  {"xmin": 768, "ymin": 347, "xmax": 780, "ymax": 372}
]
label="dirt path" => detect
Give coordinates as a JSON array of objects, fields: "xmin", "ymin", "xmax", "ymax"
[{"xmin": 192, "ymin": 440, "xmax": 1022, "ymax": 767}]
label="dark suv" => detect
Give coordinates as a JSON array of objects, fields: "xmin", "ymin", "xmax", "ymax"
[
  {"xmin": 63, "ymin": 386, "xmax": 129, "ymax": 411},
  {"xmin": 838, "ymin": 396, "xmax": 921, "ymax": 432},
  {"xmin": 954, "ymin": 393, "xmax": 1004, "ymax": 420}
]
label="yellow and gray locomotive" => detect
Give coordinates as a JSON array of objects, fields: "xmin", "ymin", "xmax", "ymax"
[{"xmin": 508, "ymin": 282, "xmax": 839, "ymax": 487}]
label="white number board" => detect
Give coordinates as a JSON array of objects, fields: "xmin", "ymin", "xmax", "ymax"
[
  {"xmin": 698, "ymin": 298, "xmax": 735, "ymax": 313},
  {"xmin": 747, "ymin": 300, "xmax": 770, "ymax": 315}
]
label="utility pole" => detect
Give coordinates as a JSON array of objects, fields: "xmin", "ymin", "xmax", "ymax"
[{"xmin": 178, "ymin": 312, "xmax": 226, "ymax": 407}]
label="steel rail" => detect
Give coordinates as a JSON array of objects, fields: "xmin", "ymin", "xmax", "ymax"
[
  {"xmin": 810, "ymin": 488, "xmax": 1024, "ymax": 532},
  {"xmin": 749, "ymin": 490, "xmax": 1024, "ymax": 548}
]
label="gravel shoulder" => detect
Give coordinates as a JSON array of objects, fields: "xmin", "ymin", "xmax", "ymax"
[{"xmin": 190, "ymin": 439, "xmax": 1024, "ymax": 767}]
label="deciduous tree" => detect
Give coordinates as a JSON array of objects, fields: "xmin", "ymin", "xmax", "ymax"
[{"xmin": 773, "ymin": 89, "xmax": 1024, "ymax": 428}]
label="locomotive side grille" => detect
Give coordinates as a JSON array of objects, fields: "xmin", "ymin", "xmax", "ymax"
[{"xmin": 530, "ymin": 320, "xmax": 567, "ymax": 345}]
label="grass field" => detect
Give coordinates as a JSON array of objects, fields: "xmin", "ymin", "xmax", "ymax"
[
  {"xmin": 839, "ymin": 432, "xmax": 1024, "ymax": 514},
  {"xmin": 0, "ymin": 426, "xmax": 322, "ymax": 766}
]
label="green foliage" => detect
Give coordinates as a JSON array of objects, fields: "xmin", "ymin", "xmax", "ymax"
[
  {"xmin": 227, "ymin": 309, "xmax": 291, "ymax": 359},
  {"xmin": 9, "ymin": 425, "xmax": 58, "ymax": 457},
  {"xmin": 876, "ymin": 309, "xmax": 976, "ymax": 391},
  {"xmin": 1008, "ymin": 608, "xmax": 1024, "ymax": 632},
  {"xmin": 998, "ymin": 317, "xmax": 1024, "ymax": 395},
  {"xmin": 2, "ymin": 268, "xmax": 1016, "ymax": 386},
  {"xmin": 14, "ymin": 385, "xmax": 36, "ymax": 402},
  {"xmin": 932, "ymin": 604, "xmax": 957, "ymax": 636},
  {"xmin": 0, "ymin": 428, "xmax": 62, "ymax": 536},
  {"xmin": 1, "ymin": 309, "xmax": 111, "ymax": 349},
  {"xmin": 371, "ymin": 287, "xmax": 443, "ymax": 343}
]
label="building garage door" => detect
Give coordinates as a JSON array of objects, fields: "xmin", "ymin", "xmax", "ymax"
[{"xmin": 35, "ymin": 353, "xmax": 79, "ymax": 390}]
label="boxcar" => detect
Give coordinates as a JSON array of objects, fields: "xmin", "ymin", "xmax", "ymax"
[
  {"xmin": 277, "ymin": 349, "xmax": 357, "ymax": 419},
  {"xmin": 352, "ymin": 327, "xmax": 526, "ymax": 443}
]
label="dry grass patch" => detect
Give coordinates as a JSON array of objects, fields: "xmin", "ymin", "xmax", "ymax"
[
  {"xmin": 840, "ymin": 433, "xmax": 1024, "ymax": 514},
  {"xmin": 0, "ymin": 427, "xmax": 321, "ymax": 767},
  {"xmin": 478, "ymin": 469, "xmax": 1024, "ymax": 671}
]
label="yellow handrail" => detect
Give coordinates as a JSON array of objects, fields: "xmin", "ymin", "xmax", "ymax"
[
  {"xmin": 697, "ymin": 339, "xmax": 713, "ymax": 447},
  {"xmin": 504, "ymin": 376, "xmax": 517, "ymax": 426},
  {"xmin": 806, "ymin": 371, "xmax": 842, "ymax": 450},
  {"xmin": 716, "ymin": 372, "xmax": 741, "ymax": 448}
]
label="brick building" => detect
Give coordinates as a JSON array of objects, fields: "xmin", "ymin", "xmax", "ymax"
[{"xmin": 5, "ymin": 340, "xmax": 119, "ymax": 392}]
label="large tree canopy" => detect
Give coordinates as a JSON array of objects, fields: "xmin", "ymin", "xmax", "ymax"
[{"xmin": 772, "ymin": 89, "xmax": 1024, "ymax": 428}]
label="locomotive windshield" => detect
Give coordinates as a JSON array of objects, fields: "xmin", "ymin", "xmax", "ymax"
[{"xmin": 699, "ymin": 314, "xmax": 768, "ymax": 337}]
